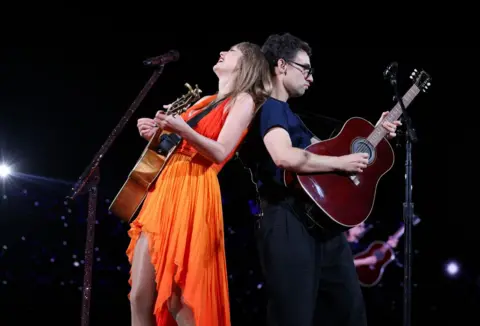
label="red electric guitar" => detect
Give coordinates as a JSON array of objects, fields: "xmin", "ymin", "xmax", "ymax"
[
  {"xmin": 284, "ymin": 69, "xmax": 431, "ymax": 231},
  {"xmin": 355, "ymin": 216, "xmax": 421, "ymax": 287}
]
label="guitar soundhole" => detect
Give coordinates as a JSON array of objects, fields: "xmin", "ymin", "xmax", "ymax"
[
  {"xmin": 351, "ymin": 138, "xmax": 375, "ymax": 164},
  {"xmin": 374, "ymin": 250, "xmax": 384, "ymax": 260}
]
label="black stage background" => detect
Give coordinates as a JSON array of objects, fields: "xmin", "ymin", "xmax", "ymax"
[{"xmin": 0, "ymin": 14, "xmax": 475, "ymax": 325}]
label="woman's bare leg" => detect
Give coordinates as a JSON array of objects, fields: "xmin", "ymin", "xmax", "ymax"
[
  {"xmin": 167, "ymin": 283, "xmax": 195, "ymax": 326},
  {"xmin": 130, "ymin": 233, "xmax": 156, "ymax": 326}
]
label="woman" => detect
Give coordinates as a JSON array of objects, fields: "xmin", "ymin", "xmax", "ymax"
[{"xmin": 127, "ymin": 42, "xmax": 272, "ymax": 326}]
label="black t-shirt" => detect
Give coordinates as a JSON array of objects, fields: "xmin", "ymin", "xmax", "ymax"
[{"xmin": 241, "ymin": 97, "xmax": 313, "ymax": 197}]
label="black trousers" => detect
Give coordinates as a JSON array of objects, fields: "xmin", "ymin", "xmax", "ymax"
[{"xmin": 255, "ymin": 196, "xmax": 367, "ymax": 326}]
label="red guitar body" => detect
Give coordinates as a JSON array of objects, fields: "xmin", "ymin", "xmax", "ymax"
[
  {"xmin": 284, "ymin": 117, "xmax": 394, "ymax": 230},
  {"xmin": 283, "ymin": 69, "xmax": 431, "ymax": 230},
  {"xmin": 354, "ymin": 241, "xmax": 395, "ymax": 287}
]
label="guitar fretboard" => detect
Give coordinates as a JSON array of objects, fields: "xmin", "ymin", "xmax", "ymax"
[{"xmin": 367, "ymin": 85, "xmax": 420, "ymax": 147}]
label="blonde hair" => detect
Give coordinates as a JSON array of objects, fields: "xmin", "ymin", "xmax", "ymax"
[{"xmin": 222, "ymin": 42, "xmax": 273, "ymax": 111}]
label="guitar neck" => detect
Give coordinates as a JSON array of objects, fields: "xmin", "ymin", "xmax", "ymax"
[
  {"xmin": 379, "ymin": 215, "xmax": 421, "ymax": 252},
  {"xmin": 367, "ymin": 84, "xmax": 420, "ymax": 147},
  {"xmin": 391, "ymin": 226, "xmax": 405, "ymax": 242},
  {"xmin": 380, "ymin": 225, "xmax": 404, "ymax": 252}
]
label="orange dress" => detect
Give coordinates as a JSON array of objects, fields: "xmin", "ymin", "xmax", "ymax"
[{"xmin": 126, "ymin": 94, "xmax": 246, "ymax": 325}]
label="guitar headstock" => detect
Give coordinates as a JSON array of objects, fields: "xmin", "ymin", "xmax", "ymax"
[
  {"xmin": 410, "ymin": 69, "xmax": 431, "ymax": 92},
  {"xmin": 166, "ymin": 83, "xmax": 203, "ymax": 115}
]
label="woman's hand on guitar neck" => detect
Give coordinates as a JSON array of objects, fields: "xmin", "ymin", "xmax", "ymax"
[
  {"xmin": 137, "ymin": 118, "xmax": 159, "ymax": 141},
  {"xmin": 154, "ymin": 110, "xmax": 190, "ymax": 135},
  {"xmin": 137, "ymin": 104, "xmax": 175, "ymax": 141}
]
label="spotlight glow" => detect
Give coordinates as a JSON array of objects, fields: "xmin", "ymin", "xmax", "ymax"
[
  {"xmin": 445, "ymin": 260, "xmax": 460, "ymax": 276},
  {"xmin": 0, "ymin": 164, "xmax": 11, "ymax": 178}
]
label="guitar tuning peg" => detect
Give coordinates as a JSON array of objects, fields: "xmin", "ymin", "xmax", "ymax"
[
  {"xmin": 427, "ymin": 82, "xmax": 431, "ymax": 86},
  {"xmin": 414, "ymin": 69, "xmax": 418, "ymax": 72}
]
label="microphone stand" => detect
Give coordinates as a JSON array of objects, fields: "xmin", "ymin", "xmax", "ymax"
[
  {"xmin": 67, "ymin": 61, "xmax": 168, "ymax": 326},
  {"xmin": 387, "ymin": 67, "xmax": 418, "ymax": 326}
]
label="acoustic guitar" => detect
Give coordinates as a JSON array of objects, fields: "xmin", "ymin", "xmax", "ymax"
[
  {"xmin": 284, "ymin": 69, "xmax": 431, "ymax": 231},
  {"xmin": 109, "ymin": 83, "xmax": 202, "ymax": 223},
  {"xmin": 355, "ymin": 215, "xmax": 421, "ymax": 287}
]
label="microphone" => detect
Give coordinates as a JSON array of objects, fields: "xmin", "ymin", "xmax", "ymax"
[
  {"xmin": 143, "ymin": 50, "xmax": 179, "ymax": 66},
  {"xmin": 383, "ymin": 61, "xmax": 398, "ymax": 79}
]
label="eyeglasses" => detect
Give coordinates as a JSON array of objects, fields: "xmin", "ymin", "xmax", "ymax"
[{"xmin": 288, "ymin": 61, "xmax": 314, "ymax": 78}]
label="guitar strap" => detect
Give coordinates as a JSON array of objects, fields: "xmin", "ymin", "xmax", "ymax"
[{"xmin": 156, "ymin": 98, "xmax": 225, "ymax": 156}]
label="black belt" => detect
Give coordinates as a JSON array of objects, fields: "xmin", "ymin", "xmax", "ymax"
[{"xmin": 255, "ymin": 194, "xmax": 311, "ymax": 228}]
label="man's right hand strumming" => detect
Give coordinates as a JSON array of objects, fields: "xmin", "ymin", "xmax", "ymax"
[
  {"xmin": 137, "ymin": 118, "xmax": 159, "ymax": 141},
  {"xmin": 335, "ymin": 153, "xmax": 369, "ymax": 173}
]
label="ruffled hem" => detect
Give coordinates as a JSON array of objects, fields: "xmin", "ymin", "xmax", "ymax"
[{"xmin": 127, "ymin": 223, "xmax": 198, "ymax": 325}]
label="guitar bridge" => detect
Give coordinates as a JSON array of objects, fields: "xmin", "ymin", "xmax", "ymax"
[{"xmin": 349, "ymin": 174, "xmax": 360, "ymax": 186}]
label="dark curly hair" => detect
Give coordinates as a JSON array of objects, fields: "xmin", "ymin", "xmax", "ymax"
[{"xmin": 261, "ymin": 33, "xmax": 312, "ymax": 74}]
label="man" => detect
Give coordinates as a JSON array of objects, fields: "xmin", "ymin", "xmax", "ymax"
[
  {"xmin": 345, "ymin": 223, "xmax": 400, "ymax": 325},
  {"xmin": 346, "ymin": 223, "xmax": 398, "ymax": 267},
  {"xmin": 345, "ymin": 222, "xmax": 377, "ymax": 267},
  {"xmin": 240, "ymin": 33, "xmax": 401, "ymax": 326}
]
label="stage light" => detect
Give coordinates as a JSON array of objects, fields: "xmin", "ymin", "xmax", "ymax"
[
  {"xmin": 0, "ymin": 164, "xmax": 11, "ymax": 178},
  {"xmin": 445, "ymin": 260, "xmax": 460, "ymax": 277}
]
